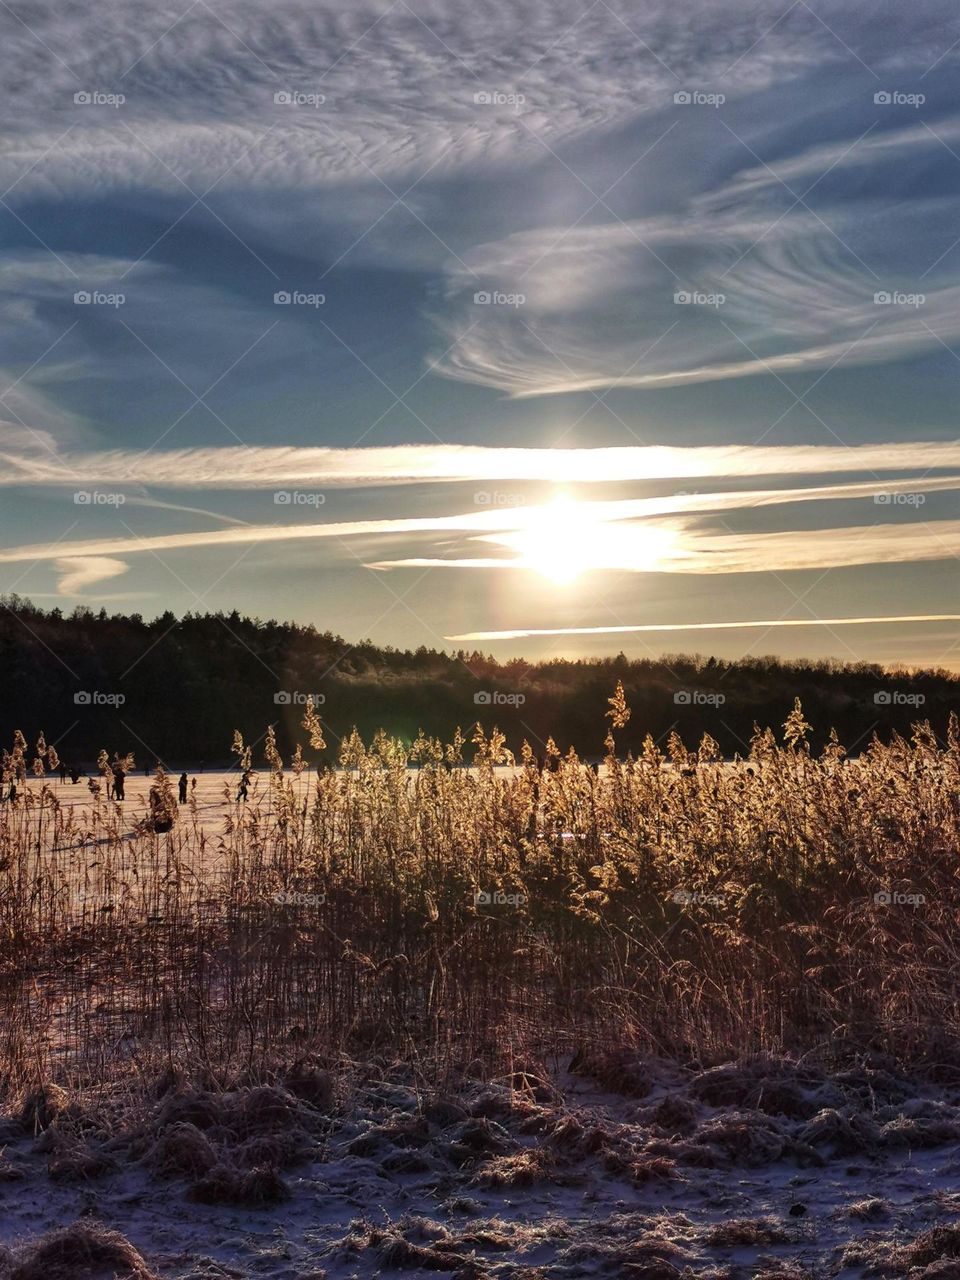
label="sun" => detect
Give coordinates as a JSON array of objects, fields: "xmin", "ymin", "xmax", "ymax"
[
  {"xmin": 510, "ymin": 496, "xmax": 596, "ymax": 584},
  {"xmin": 492, "ymin": 495, "xmax": 676, "ymax": 584}
]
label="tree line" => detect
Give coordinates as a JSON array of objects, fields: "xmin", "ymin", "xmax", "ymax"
[{"xmin": 1, "ymin": 594, "xmax": 955, "ymax": 765}]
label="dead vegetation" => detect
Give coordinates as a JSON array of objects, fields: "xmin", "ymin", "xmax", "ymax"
[
  {"xmin": 469, "ymin": 1146, "xmax": 558, "ymax": 1187},
  {"xmin": 2, "ymin": 698, "xmax": 960, "ymax": 1099},
  {"xmin": 1, "ymin": 700, "xmax": 960, "ymax": 1277},
  {"xmin": 187, "ymin": 1161, "xmax": 291, "ymax": 1205},
  {"xmin": 0, "ymin": 1223, "xmax": 156, "ymax": 1280},
  {"xmin": 705, "ymin": 1218, "xmax": 791, "ymax": 1246},
  {"xmin": 146, "ymin": 1122, "xmax": 217, "ymax": 1177},
  {"xmin": 848, "ymin": 1197, "xmax": 890, "ymax": 1221},
  {"xmin": 2, "ymin": 1054, "xmax": 960, "ymax": 1280}
]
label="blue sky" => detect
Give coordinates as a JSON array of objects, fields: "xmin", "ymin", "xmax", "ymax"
[{"xmin": 2, "ymin": 0, "xmax": 959, "ymax": 667}]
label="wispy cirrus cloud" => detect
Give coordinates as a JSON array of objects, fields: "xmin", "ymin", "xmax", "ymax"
[
  {"xmin": 433, "ymin": 199, "xmax": 960, "ymax": 396},
  {"xmin": 53, "ymin": 555, "xmax": 129, "ymax": 594},
  {"xmin": 0, "ymin": 0, "xmax": 920, "ymax": 200},
  {"xmin": 448, "ymin": 613, "xmax": 960, "ymax": 642},
  {"xmin": 5, "ymin": 439, "xmax": 960, "ymax": 488},
  {"xmin": 700, "ymin": 116, "xmax": 960, "ymax": 204},
  {"xmin": 368, "ymin": 515, "xmax": 960, "ymax": 577},
  {"xmin": 2, "ymin": 0, "xmax": 959, "ymax": 663},
  {"xmin": 3, "ymin": 487, "xmax": 958, "ymax": 580}
]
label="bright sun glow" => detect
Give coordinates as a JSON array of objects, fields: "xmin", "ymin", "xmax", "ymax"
[
  {"xmin": 493, "ymin": 496, "xmax": 677, "ymax": 584},
  {"xmin": 513, "ymin": 497, "xmax": 595, "ymax": 583}
]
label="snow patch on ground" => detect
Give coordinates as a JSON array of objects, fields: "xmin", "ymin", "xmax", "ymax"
[{"xmin": 2, "ymin": 1055, "xmax": 960, "ymax": 1277}]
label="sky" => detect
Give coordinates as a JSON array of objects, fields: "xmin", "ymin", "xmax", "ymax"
[{"xmin": 1, "ymin": 0, "xmax": 959, "ymax": 669}]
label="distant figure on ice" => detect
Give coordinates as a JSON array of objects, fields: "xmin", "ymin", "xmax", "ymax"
[
  {"xmin": 70, "ymin": 767, "xmax": 81, "ymax": 784},
  {"xmin": 178, "ymin": 772, "xmax": 189, "ymax": 803},
  {"xmin": 237, "ymin": 770, "xmax": 251, "ymax": 802},
  {"xmin": 112, "ymin": 766, "xmax": 126, "ymax": 801},
  {"xmin": 59, "ymin": 761, "xmax": 67, "ymax": 784}
]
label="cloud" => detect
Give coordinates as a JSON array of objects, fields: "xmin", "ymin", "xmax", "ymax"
[
  {"xmin": 367, "ymin": 516, "xmax": 960, "ymax": 576},
  {"xmin": 0, "ymin": 0, "xmax": 911, "ymax": 200},
  {"xmin": 0, "ymin": 490, "xmax": 956, "ymax": 582},
  {"xmin": 1, "ymin": 0, "xmax": 958, "ymax": 661},
  {"xmin": 447, "ymin": 613, "xmax": 960, "ymax": 642},
  {"xmin": 433, "ymin": 200, "xmax": 960, "ymax": 396},
  {"xmin": 701, "ymin": 117, "xmax": 960, "ymax": 205},
  {"xmin": 54, "ymin": 555, "xmax": 129, "ymax": 594},
  {"xmin": 4, "ymin": 440, "xmax": 960, "ymax": 488}
]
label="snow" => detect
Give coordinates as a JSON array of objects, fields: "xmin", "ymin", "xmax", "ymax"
[{"xmin": 2, "ymin": 1055, "xmax": 960, "ymax": 1277}]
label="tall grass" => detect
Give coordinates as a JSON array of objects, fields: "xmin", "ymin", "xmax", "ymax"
[{"xmin": 1, "ymin": 691, "xmax": 958, "ymax": 1098}]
